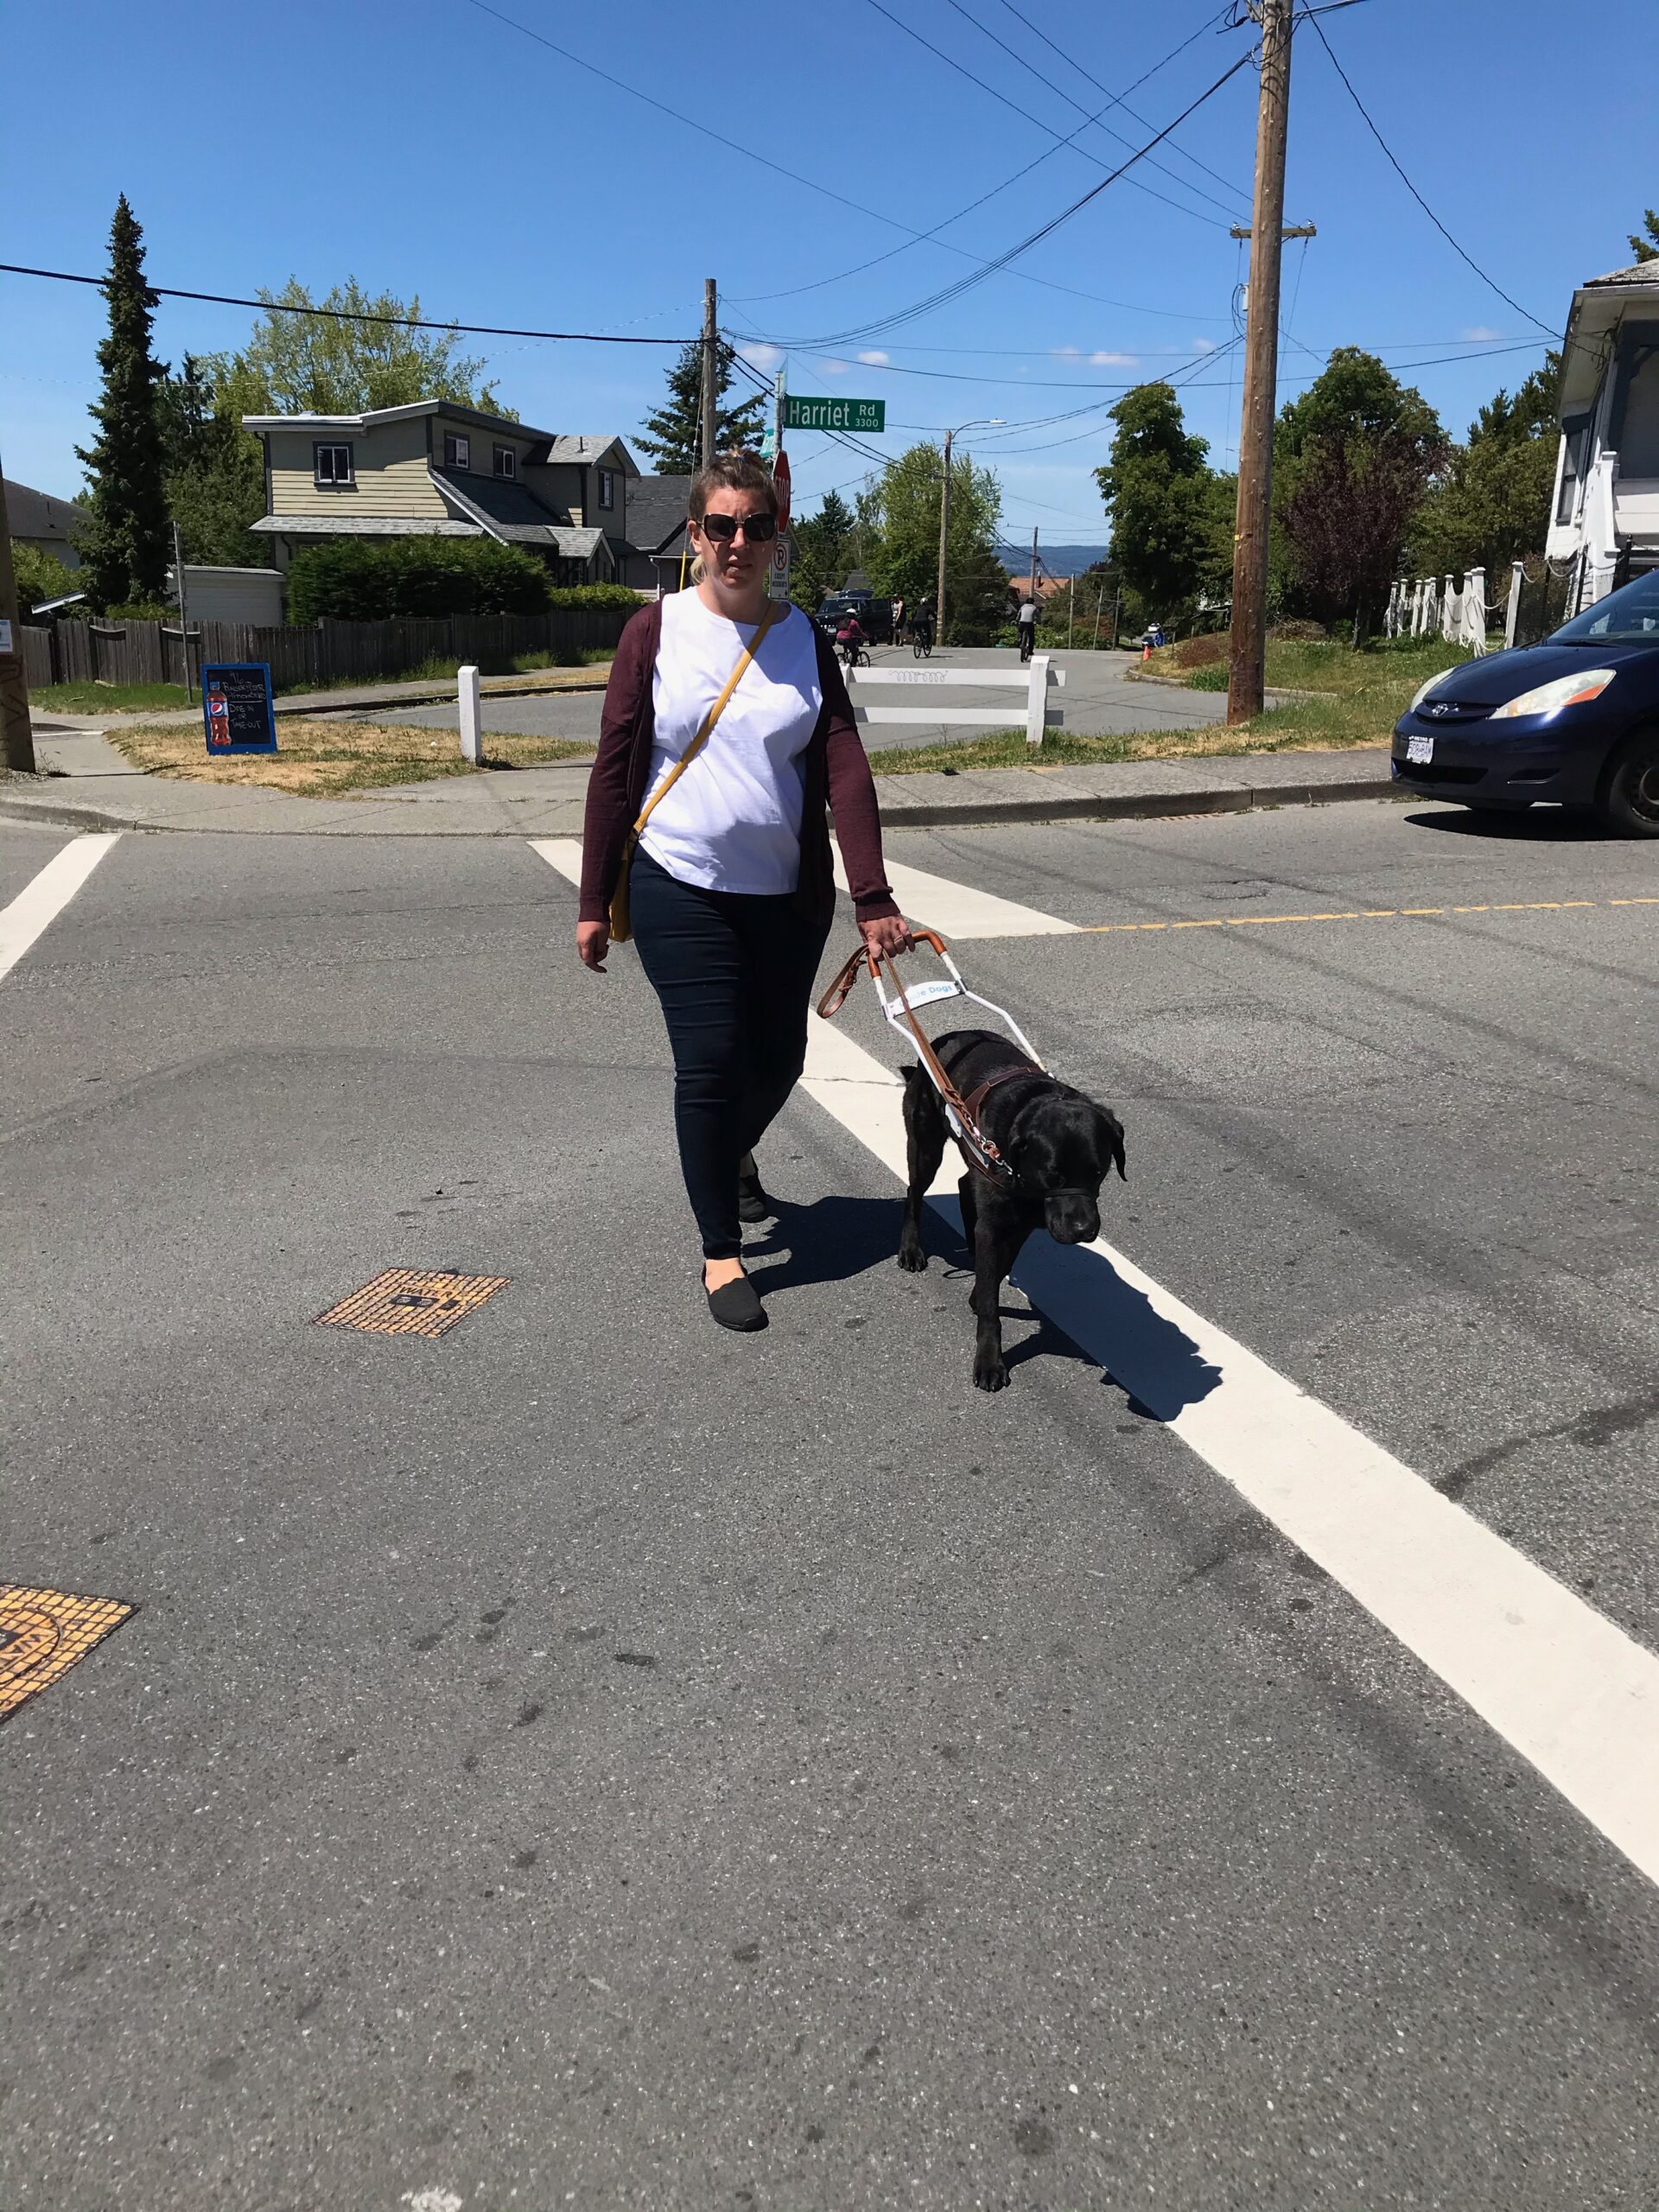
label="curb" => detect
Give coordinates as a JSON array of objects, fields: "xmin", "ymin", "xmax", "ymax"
[{"xmin": 0, "ymin": 776, "xmax": 1402, "ymax": 839}]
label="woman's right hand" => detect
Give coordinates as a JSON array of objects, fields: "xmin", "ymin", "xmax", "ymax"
[{"xmin": 577, "ymin": 921, "xmax": 610, "ymax": 972}]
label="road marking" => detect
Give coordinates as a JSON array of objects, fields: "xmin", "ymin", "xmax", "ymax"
[
  {"xmin": 531, "ymin": 830, "xmax": 1659, "ymax": 1882},
  {"xmin": 1077, "ymin": 895, "xmax": 1659, "ymax": 936},
  {"xmin": 798, "ymin": 1014, "xmax": 1659, "ymax": 1890},
  {"xmin": 0, "ymin": 833, "xmax": 121, "ymax": 983},
  {"xmin": 834, "ymin": 850, "xmax": 1077, "ymax": 938}
]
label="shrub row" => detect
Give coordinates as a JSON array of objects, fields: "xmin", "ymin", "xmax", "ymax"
[{"xmin": 286, "ymin": 538, "xmax": 643, "ymax": 623}]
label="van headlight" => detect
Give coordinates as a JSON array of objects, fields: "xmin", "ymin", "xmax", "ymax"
[{"xmin": 1490, "ymin": 668, "xmax": 1616, "ymax": 720}]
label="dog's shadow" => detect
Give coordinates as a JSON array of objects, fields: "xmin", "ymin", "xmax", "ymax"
[{"xmin": 754, "ymin": 1192, "xmax": 1220, "ymax": 1421}]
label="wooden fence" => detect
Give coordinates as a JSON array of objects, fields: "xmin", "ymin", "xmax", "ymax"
[{"xmin": 18, "ymin": 604, "xmax": 633, "ymax": 696}]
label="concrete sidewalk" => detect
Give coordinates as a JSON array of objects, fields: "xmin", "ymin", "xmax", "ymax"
[{"xmin": 2, "ymin": 728, "xmax": 1398, "ymax": 838}]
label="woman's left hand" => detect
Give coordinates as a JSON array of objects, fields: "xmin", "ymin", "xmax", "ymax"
[{"xmin": 860, "ymin": 913, "xmax": 915, "ymax": 963}]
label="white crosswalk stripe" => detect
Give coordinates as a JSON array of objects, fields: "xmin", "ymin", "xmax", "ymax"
[
  {"xmin": 0, "ymin": 833, "xmax": 121, "ymax": 984},
  {"xmin": 834, "ymin": 849, "xmax": 1076, "ymax": 938}
]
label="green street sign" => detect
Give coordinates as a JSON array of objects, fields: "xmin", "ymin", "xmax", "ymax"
[{"xmin": 784, "ymin": 395, "xmax": 886, "ymax": 434}]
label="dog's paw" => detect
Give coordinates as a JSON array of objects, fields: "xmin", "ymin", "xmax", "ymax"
[
  {"xmin": 896, "ymin": 1242, "xmax": 928, "ymax": 1274},
  {"xmin": 973, "ymin": 1354, "xmax": 1010, "ymax": 1393}
]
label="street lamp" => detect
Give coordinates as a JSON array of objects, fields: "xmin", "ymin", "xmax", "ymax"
[{"xmin": 937, "ymin": 418, "xmax": 1003, "ymax": 645}]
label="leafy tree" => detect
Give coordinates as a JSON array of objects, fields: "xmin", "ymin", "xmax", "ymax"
[
  {"xmin": 1095, "ymin": 383, "xmax": 1231, "ymax": 615},
  {"xmin": 156, "ymin": 357, "xmax": 265, "ymax": 566},
  {"xmin": 200, "ymin": 279, "xmax": 510, "ymax": 418},
  {"xmin": 636, "ymin": 340, "xmax": 766, "ymax": 474},
  {"xmin": 1629, "ymin": 208, "xmax": 1659, "ymax": 264},
  {"xmin": 860, "ymin": 441, "xmax": 1005, "ymax": 643},
  {"xmin": 1274, "ymin": 349, "xmax": 1446, "ymax": 632},
  {"xmin": 10, "ymin": 542, "xmax": 82, "ymax": 614},
  {"xmin": 1409, "ymin": 353, "xmax": 1562, "ymax": 582},
  {"xmin": 75, "ymin": 195, "xmax": 171, "ymax": 607},
  {"xmin": 789, "ymin": 487, "xmax": 855, "ymax": 608}
]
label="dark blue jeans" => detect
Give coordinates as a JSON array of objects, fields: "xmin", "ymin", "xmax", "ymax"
[{"xmin": 629, "ymin": 847, "xmax": 830, "ymax": 1261}]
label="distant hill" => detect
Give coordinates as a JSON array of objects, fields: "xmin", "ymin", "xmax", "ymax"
[{"xmin": 1001, "ymin": 542, "xmax": 1110, "ymax": 580}]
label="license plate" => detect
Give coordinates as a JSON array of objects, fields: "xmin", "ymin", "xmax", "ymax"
[{"xmin": 1406, "ymin": 733, "xmax": 1434, "ymax": 765}]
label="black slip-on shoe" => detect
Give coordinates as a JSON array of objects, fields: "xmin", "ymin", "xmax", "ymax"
[
  {"xmin": 705, "ymin": 1271, "xmax": 767, "ymax": 1332},
  {"xmin": 736, "ymin": 1149, "xmax": 777, "ymax": 1224}
]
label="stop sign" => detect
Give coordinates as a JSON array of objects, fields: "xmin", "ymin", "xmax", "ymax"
[{"xmin": 772, "ymin": 448, "xmax": 791, "ymax": 531}]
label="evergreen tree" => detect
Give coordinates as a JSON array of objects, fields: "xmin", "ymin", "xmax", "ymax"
[
  {"xmin": 1408, "ymin": 353, "xmax": 1563, "ymax": 582},
  {"xmin": 636, "ymin": 340, "xmax": 765, "ymax": 474},
  {"xmin": 1629, "ymin": 209, "xmax": 1659, "ymax": 264},
  {"xmin": 156, "ymin": 356, "xmax": 266, "ymax": 566},
  {"xmin": 75, "ymin": 195, "xmax": 171, "ymax": 607}
]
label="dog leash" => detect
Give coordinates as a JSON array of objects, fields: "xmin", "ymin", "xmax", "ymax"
[{"xmin": 817, "ymin": 929, "xmax": 1043, "ymax": 1183}]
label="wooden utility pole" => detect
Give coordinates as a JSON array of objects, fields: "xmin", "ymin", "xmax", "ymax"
[
  {"xmin": 936, "ymin": 428, "xmax": 953, "ymax": 642},
  {"xmin": 1226, "ymin": 0, "xmax": 1294, "ymax": 726},
  {"xmin": 700, "ymin": 278, "xmax": 718, "ymax": 472},
  {"xmin": 0, "ymin": 463, "xmax": 38, "ymax": 776}
]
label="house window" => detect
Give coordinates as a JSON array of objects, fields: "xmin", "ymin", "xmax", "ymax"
[
  {"xmin": 1556, "ymin": 416, "xmax": 1591, "ymax": 526},
  {"xmin": 598, "ymin": 467, "xmax": 615, "ymax": 512},
  {"xmin": 314, "ymin": 442, "xmax": 354, "ymax": 488},
  {"xmin": 493, "ymin": 445, "xmax": 517, "ymax": 480},
  {"xmin": 443, "ymin": 432, "xmax": 471, "ymax": 469}
]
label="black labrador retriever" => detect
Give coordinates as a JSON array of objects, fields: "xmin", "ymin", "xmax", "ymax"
[{"xmin": 897, "ymin": 1028, "xmax": 1126, "ymax": 1393}]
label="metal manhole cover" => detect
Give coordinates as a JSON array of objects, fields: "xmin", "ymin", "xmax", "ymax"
[
  {"xmin": 0, "ymin": 1583, "xmax": 136, "ymax": 1721},
  {"xmin": 315, "ymin": 1268, "xmax": 511, "ymax": 1338}
]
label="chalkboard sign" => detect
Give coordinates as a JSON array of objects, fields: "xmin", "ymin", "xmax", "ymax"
[{"xmin": 200, "ymin": 663, "xmax": 276, "ymax": 755}]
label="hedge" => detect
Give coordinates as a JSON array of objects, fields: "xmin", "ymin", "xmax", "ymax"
[
  {"xmin": 287, "ymin": 537, "xmax": 555, "ymax": 622},
  {"xmin": 546, "ymin": 582, "xmax": 642, "ymax": 612}
]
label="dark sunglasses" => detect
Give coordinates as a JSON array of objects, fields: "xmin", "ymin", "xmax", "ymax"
[{"xmin": 696, "ymin": 509, "xmax": 779, "ymax": 544}]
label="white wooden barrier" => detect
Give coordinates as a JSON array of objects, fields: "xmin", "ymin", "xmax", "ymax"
[
  {"xmin": 458, "ymin": 664, "xmax": 483, "ymax": 762},
  {"xmin": 845, "ymin": 656, "xmax": 1065, "ymax": 747}
]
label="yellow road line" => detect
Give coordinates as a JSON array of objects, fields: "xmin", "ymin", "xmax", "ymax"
[{"xmin": 1076, "ymin": 895, "xmax": 1659, "ymax": 936}]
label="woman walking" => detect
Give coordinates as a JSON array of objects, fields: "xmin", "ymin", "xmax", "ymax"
[{"xmin": 577, "ymin": 454, "xmax": 910, "ymax": 1333}]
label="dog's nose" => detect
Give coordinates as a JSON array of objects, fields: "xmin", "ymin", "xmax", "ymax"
[{"xmin": 1047, "ymin": 1202, "xmax": 1100, "ymax": 1246}]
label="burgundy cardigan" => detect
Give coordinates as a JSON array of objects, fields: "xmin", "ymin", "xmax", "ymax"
[{"xmin": 577, "ymin": 601, "xmax": 899, "ymax": 927}]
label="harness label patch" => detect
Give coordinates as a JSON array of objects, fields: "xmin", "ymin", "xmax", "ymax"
[{"xmin": 0, "ymin": 1583, "xmax": 136, "ymax": 1721}]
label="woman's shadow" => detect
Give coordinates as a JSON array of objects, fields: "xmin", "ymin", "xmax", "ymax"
[{"xmin": 750, "ymin": 1192, "xmax": 1220, "ymax": 1421}]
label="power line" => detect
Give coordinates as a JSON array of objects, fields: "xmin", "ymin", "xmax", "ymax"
[
  {"xmin": 982, "ymin": 0, "xmax": 1251, "ymax": 209},
  {"xmin": 1305, "ymin": 15, "xmax": 1560, "ymax": 340},
  {"xmin": 762, "ymin": 46, "xmax": 1257, "ymax": 351},
  {"xmin": 728, "ymin": 5, "xmax": 1238, "ymax": 313},
  {"xmin": 0, "ymin": 262, "xmax": 688, "ymax": 345},
  {"xmin": 934, "ymin": 0, "xmax": 1249, "ymax": 219},
  {"xmin": 859, "ymin": 0, "xmax": 1238, "ymax": 230}
]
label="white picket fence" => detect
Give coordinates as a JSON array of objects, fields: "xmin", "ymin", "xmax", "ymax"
[
  {"xmin": 845, "ymin": 655, "xmax": 1065, "ymax": 747},
  {"xmin": 1386, "ymin": 569, "xmax": 1495, "ymax": 653}
]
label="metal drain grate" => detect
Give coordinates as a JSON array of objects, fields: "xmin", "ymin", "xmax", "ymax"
[
  {"xmin": 0, "ymin": 1583, "xmax": 136, "ymax": 1722},
  {"xmin": 315, "ymin": 1268, "xmax": 511, "ymax": 1339}
]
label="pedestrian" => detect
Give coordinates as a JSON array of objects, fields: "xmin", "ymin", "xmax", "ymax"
[
  {"xmin": 1017, "ymin": 591, "xmax": 1039, "ymax": 664},
  {"xmin": 892, "ymin": 594, "xmax": 905, "ymax": 641},
  {"xmin": 576, "ymin": 453, "xmax": 911, "ymax": 1334}
]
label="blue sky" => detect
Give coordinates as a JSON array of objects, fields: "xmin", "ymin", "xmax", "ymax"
[{"xmin": 1, "ymin": 0, "xmax": 1649, "ymax": 556}]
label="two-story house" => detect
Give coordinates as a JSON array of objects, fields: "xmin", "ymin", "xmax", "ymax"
[
  {"xmin": 243, "ymin": 401, "xmax": 639, "ymax": 587},
  {"xmin": 1547, "ymin": 259, "xmax": 1659, "ymax": 609}
]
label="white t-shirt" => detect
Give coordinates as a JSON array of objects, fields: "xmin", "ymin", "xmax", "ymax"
[
  {"xmin": 639, "ymin": 590, "xmax": 823, "ymax": 897},
  {"xmin": 1018, "ymin": 600, "xmax": 1038, "ymax": 625}
]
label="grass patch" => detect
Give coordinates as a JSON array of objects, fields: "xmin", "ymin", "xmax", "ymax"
[
  {"xmin": 105, "ymin": 719, "xmax": 595, "ymax": 796},
  {"xmin": 32, "ymin": 680, "xmax": 194, "ymax": 714},
  {"xmin": 868, "ymin": 692, "xmax": 1409, "ymax": 776}
]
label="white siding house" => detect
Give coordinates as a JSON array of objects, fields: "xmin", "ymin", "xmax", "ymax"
[{"xmin": 1547, "ymin": 261, "xmax": 1659, "ymax": 608}]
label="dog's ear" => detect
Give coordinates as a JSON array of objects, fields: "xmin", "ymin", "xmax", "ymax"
[{"xmin": 1096, "ymin": 1107, "xmax": 1127, "ymax": 1183}]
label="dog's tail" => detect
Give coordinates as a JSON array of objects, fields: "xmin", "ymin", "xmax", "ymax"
[{"xmin": 1102, "ymin": 1109, "xmax": 1128, "ymax": 1183}]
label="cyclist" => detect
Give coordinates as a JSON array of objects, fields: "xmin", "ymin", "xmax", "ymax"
[
  {"xmin": 911, "ymin": 596, "xmax": 934, "ymax": 653},
  {"xmin": 836, "ymin": 608, "xmax": 867, "ymax": 669}
]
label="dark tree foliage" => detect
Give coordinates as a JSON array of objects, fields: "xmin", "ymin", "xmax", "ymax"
[
  {"xmin": 1095, "ymin": 383, "xmax": 1232, "ymax": 614},
  {"xmin": 790, "ymin": 487, "xmax": 855, "ymax": 608},
  {"xmin": 1629, "ymin": 209, "xmax": 1659, "ymax": 264},
  {"xmin": 156, "ymin": 356, "xmax": 266, "ymax": 566},
  {"xmin": 75, "ymin": 196, "xmax": 171, "ymax": 607},
  {"xmin": 1408, "ymin": 353, "xmax": 1563, "ymax": 581},
  {"xmin": 287, "ymin": 537, "xmax": 553, "ymax": 622},
  {"xmin": 636, "ymin": 340, "xmax": 766, "ymax": 474}
]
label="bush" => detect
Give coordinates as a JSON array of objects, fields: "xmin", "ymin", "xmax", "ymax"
[
  {"xmin": 287, "ymin": 537, "xmax": 553, "ymax": 621},
  {"xmin": 10, "ymin": 542, "xmax": 83, "ymax": 614},
  {"xmin": 1172, "ymin": 631, "xmax": 1230, "ymax": 669},
  {"xmin": 546, "ymin": 582, "xmax": 643, "ymax": 611},
  {"xmin": 1266, "ymin": 618, "xmax": 1328, "ymax": 641}
]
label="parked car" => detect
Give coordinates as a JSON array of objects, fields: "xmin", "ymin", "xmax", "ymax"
[{"xmin": 1391, "ymin": 568, "xmax": 1659, "ymax": 836}]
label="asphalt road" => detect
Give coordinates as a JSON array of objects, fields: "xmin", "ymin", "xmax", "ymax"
[
  {"xmin": 4, "ymin": 799, "xmax": 1657, "ymax": 2209},
  {"xmin": 350, "ymin": 645, "xmax": 1230, "ymax": 751}
]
